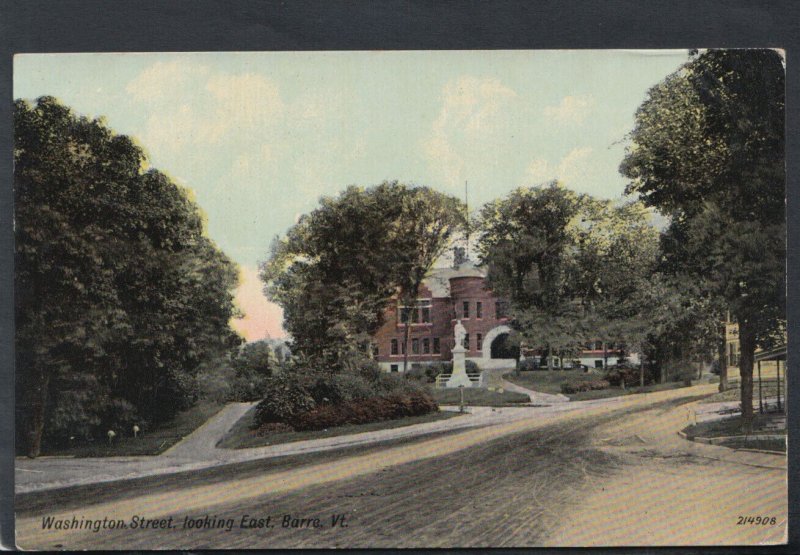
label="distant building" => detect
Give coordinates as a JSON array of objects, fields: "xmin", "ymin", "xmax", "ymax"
[
  {"xmin": 372, "ymin": 251, "xmax": 637, "ymax": 373},
  {"xmin": 373, "ymin": 257, "xmax": 515, "ymax": 373}
]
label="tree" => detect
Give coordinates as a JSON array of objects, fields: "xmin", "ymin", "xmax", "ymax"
[
  {"xmin": 14, "ymin": 97, "xmax": 241, "ymax": 456},
  {"xmin": 229, "ymin": 340, "xmax": 278, "ymax": 400},
  {"xmin": 477, "ymin": 183, "xmax": 586, "ymax": 369},
  {"xmin": 261, "ymin": 182, "xmax": 464, "ymax": 372},
  {"xmin": 477, "ymin": 182, "xmax": 663, "ymax": 371},
  {"xmin": 389, "ymin": 188, "xmax": 465, "ymax": 371},
  {"xmin": 621, "ymin": 50, "xmax": 785, "ymax": 428}
]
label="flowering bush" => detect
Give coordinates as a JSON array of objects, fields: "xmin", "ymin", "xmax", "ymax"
[{"xmin": 292, "ymin": 391, "xmax": 438, "ymax": 431}]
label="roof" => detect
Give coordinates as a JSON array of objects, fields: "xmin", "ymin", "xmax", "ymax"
[
  {"xmin": 754, "ymin": 344, "xmax": 787, "ymax": 362},
  {"xmin": 423, "ymin": 261, "xmax": 486, "ymax": 297}
]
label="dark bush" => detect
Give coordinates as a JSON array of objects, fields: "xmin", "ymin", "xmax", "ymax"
[
  {"xmin": 255, "ymin": 356, "xmax": 438, "ymax": 430},
  {"xmin": 605, "ymin": 364, "xmax": 653, "ymax": 387},
  {"xmin": 292, "ymin": 391, "xmax": 438, "ymax": 431},
  {"xmin": 517, "ymin": 358, "xmax": 540, "ymax": 371},
  {"xmin": 254, "ymin": 373, "xmax": 316, "ymax": 426},
  {"xmin": 560, "ymin": 380, "xmax": 610, "ymax": 394}
]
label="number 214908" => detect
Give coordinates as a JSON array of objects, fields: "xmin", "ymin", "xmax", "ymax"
[{"xmin": 737, "ymin": 516, "xmax": 777, "ymax": 525}]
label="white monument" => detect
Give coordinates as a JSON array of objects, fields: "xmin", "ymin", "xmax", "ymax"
[{"xmin": 447, "ymin": 319, "xmax": 473, "ymax": 388}]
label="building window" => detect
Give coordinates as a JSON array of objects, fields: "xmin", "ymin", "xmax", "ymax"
[
  {"xmin": 391, "ymin": 339, "xmax": 398, "ymax": 355},
  {"xmin": 412, "ymin": 338, "xmax": 420, "ymax": 354},
  {"xmin": 594, "ymin": 360, "xmax": 603, "ymax": 368},
  {"xmin": 423, "ymin": 337, "xmax": 430, "ymax": 354},
  {"xmin": 476, "ymin": 301, "xmax": 482, "ymax": 319},
  {"xmin": 390, "ymin": 364, "xmax": 399, "ymax": 373},
  {"xmin": 463, "ymin": 301, "xmax": 470, "ymax": 319},
  {"xmin": 399, "ymin": 300, "xmax": 432, "ymax": 325},
  {"xmin": 464, "ymin": 333, "xmax": 470, "ymax": 350},
  {"xmin": 421, "ymin": 306, "xmax": 431, "ymax": 323},
  {"xmin": 433, "ymin": 337, "xmax": 440, "ymax": 354},
  {"xmin": 476, "ymin": 333, "xmax": 482, "ymax": 351}
]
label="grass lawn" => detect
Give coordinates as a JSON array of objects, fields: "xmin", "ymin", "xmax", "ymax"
[
  {"xmin": 504, "ymin": 371, "xmax": 688, "ymax": 401},
  {"xmin": 429, "ymin": 387, "xmax": 530, "ymax": 406},
  {"xmin": 682, "ymin": 413, "xmax": 786, "ymax": 453},
  {"xmin": 39, "ymin": 400, "xmax": 225, "ymax": 457},
  {"xmin": 683, "ymin": 413, "xmax": 786, "ymax": 439},
  {"xmin": 702, "ymin": 380, "xmax": 783, "ymax": 404},
  {"xmin": 504, "ymin": 370, "xmax": 607, "ymax": 395},
  {"xmin": 217, "ymin": 407, "xmax": 464, "ymax": 450}
]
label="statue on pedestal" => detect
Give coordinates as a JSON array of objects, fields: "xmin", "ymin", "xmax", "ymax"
[{"xmin": 454, "ymin": 319, "xmax": 466, "ymax": 350}]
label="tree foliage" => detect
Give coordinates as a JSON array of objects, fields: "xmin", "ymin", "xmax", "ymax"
[
  {"xmin": 261, "ymin": 182, "xmax": 464, "ymax": 371},
  {"xmin": 477, "ymin": 182, "xmax": 660, "ymax": 366},
  {"xmin": 621, "ymin": 49, "xmax": 785, "ymax": 423},
  {"xmin": 15, "ymin": 97, "xmax": 241, "ymax": 456}
]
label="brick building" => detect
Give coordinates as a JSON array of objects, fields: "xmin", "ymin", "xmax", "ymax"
[{"xmin": 373, "ymin": 259, "xmax": 516, "ymax": 373}]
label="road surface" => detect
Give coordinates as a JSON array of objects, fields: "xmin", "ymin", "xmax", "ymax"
[{"xmin": 16, "ymin": 384, "xmax": 786, "ymax": 549}]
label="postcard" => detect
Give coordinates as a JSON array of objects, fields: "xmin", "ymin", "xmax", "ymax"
[{"xmin": 13, "ymin": 49, "xmax": 787, "ymax": 549}]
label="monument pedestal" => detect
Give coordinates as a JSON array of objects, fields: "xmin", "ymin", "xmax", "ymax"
[{"xmin": 446, "ymin": 345, "xmax": 473, "ymax": 388}]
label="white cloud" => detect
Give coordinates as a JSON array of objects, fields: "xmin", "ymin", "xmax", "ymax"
[
  {"xmin": 543, "ymin": 94, "xmax": 595, "ymax": 124},
  {"xmin": 424, "ymin": 76, "xmax": 519, "ymax": 187},
  {"xmin": 126, "ymin": 60, "xmax": 208, "ymax": 103},
  {"xmin": 526, "ymin": 147, "xmax": 594, "ymax": 185},
  {"xmin": 129, "ymin": 63, "xmax": 285, "ymax": 153}
]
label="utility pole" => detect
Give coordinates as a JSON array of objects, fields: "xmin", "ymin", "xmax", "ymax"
[{"xmin": 465, "ymin": 180, "xmax": 470, "ymax": 257}]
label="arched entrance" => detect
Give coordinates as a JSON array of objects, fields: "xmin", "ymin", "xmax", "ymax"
[
  {"xmin": 480, "ymin": 325, "xmax": 518, "ymax": 363},
  {"xmin": 490, "ymin": 333, "xmax": 519, "ymax": 359}
]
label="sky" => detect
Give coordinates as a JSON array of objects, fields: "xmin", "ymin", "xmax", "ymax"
[{"xmin": 14, "ymin": 50, "xmax": 689, "ymax": 341}]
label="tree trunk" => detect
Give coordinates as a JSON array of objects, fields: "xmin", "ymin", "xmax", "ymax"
[
  {"xmin": 717, "ymin": 320, "xmax": 728, "ymax": 392},
  {"xmin": 640, "ymin": 358, "xmax": 645, "ymax": 388},
  {"xmin": 602, "ymin": 341, "xmax": 608, "ymax": 369},
  {"xmin": 738, "ymin": 320, "xmax": 756, "ymax": 433},
  {"xmin": 27, "ymin": 369, "xmax": 49, "ymax": 458}
]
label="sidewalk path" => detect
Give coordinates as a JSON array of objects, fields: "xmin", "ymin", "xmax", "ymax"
[
  {"xmin": 162, "ymin": 402, "xmax": 256, "ymax": 459},
  {"xmin": 16, "ymin": 395, "xmax": 628, "ymax": 494}
]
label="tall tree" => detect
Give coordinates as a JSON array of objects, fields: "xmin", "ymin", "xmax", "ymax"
[
  {"xmin": 477, "ymin": 183, "xmax": 660, "ymax": 369},
  {"xmin": 621, "ymin": 50, "xmax": 785, "ymax": 428},
  {"xmin": 15, "ymin": 97, "xmax": 240, "ymax": 456},
  {"xmin": 262, "ymin": 182, "xmax": 464, "ymax": 372}
]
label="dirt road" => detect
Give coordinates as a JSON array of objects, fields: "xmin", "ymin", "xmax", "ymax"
[{"xmin": 16, "ymin": 384, "xmax": 786, "ymax": 549}]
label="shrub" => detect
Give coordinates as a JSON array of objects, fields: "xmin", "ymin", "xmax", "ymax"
[
  {"xmin": 465, "ymin": 360, "xmax": 479, "ymax": 373},
  {"xmin": 227, "ymin": 341, "xmax": 278, "ymax": 401},
  {"xmin": 254, "ymin": 373, "xmax": 316, "ymax": 426},
  {"xmin": 328, "ymin": 372, "xmax": 376, "ymax": 402},
  {"xmin": 517, "ymin": 358, "xmax": 540, "ymax": 372},
  {"xmin": 560, "ymin": 380, "xmax": 610, "ymax": 394},
  {"xmin": 254, "ymin": 358, "xmax": 438, "ymax": 431},
  {"xmin": 604, "ymin": 364, "xmax": 653, "ymax": 387},
  {"xmin": 405, "ymin": 362, "xmax": 451, "ymax": 383},
  {"xmin": 292, "ymin": 391, "xmax": 438, "ymax": 431}
]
